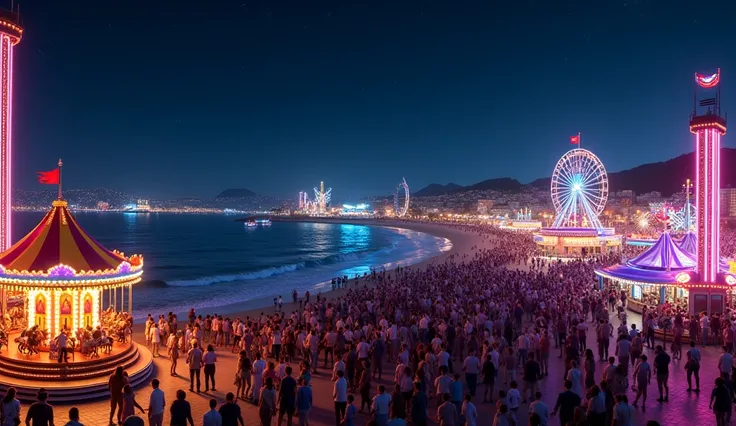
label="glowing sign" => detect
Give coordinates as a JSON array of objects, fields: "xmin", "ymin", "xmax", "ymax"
[
  {"xmin": 695, "ymin": 68, "xmax": 720, "ymax": 89},
  {"xmin": 726, "ymin": 274, "xmax": 736, "ymax": 286},
  {"xmin": 675, "ymin": 272, "xmax": 691, "ymax": 284}
]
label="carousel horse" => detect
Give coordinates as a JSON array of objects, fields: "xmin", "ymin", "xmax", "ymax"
[
  {"xmin": 0, "ymin": 328, "xmax": 7, "ymax": 352},
  {"xmin": 16, "ymin": 327, "xmax": 45, "ymax": 356}
]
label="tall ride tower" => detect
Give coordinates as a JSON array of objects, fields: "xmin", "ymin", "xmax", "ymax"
[
  {"xmin": 690, "ymin": 68, "xmax": 726, "ymax": 285},
  {"xmin": 0, "ymin": 10, "xmax": 21, "ymax": 250}
]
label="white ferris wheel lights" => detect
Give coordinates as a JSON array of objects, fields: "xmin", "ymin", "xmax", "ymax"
[
  {"xmin": 394, "ymin": 178, "xmax": 410, "ymax": 218},
  {"xmin": 550, "ymin": 148, "xmax": 608, "ymax": 230}
]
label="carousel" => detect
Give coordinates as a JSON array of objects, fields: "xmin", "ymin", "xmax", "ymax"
[{"xmin": 0, "ymin": 199, "xmax": 153, "ymax": 401}]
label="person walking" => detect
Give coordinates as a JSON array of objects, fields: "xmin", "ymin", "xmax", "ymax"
[
  {"xmin": 685, "ymin": 341, "xmax": 701, "ymax": 392},
  {"xmin": 612, "ymin": 394, "xmax": 634, "ymax": 426},
  {"xmin": 121, "ymin": 385, "xmax": 145, "ymax": 422},
  {"xmin": 551, "ymin": 380, "xmax": 581, "ymax": 426},
  {"xmin": 108, "ymin": 366, "xmax": 129, "ymax": 426},
  {"xmin": 150, "ymin": 323, "xmax": 161, "ymax": 357},
  {"xmin": 259, "ymin": 378, "xmax": 277, "ymax": 426},
  {"xmin": 203, "ymin": 344, "xmax": 218, "ymax": 392},
  {"xmin": 253, "ymin": 352, "xmax": 267, "ymax": 404},
  {"xmin": 170, "ymin": 390, "xmax": 194, "ymax": 426},
  {"xmin": 24, "ymin": 389, "xmax": 53, "ymax": 426},
  {"xmin": 218, "ymin": 392, "xmax": 245, "ymax": 426},
  {"xmin": 462, "ymin": 349, "xmax": 481, "ymax": 397},
  {"xmin": 409, "ymin": 382, "xmax": 428, "ymax": 426},
  {"xmin": 203, "ymin": 399, "xmax": 222, "ymax": 426},
  {"xmin": 278, "ymin": 366, "xmax": 297, "ymax": 426},
  {"xmin": 147, "ymin": 379, "xmax": 165, "ymax": 426},
  {"xmin": 333, "ymin": 370, "xmax": 348, "ymax": 426},
  {"xmin": 0, "ymin": 388, "xmax": 20, "ymax": 426},
  {"xmin": 186, "ymin": 343, "xmax": 203, "ymax": 393},
  {"xmin": 653, "ymin": 345, "xmax": 670, "ymax": 402},
  {"xmin": 632, "ymin": 354, "xmax": 651, "ymax": 408},
  {"xmin": 709, "ymin": 377, "xmax": 732, "ymax": 426},
  {"xmin": 55, "ymin": 330, "xmax": 69, "ymax": 364},
  {"xmin": 461, "ymin": 394, "xmax": 477, "ymax": 426},
  {"xmin": 371, "ymin": 385, "xmax": 391, "ymax": 426},
  {"xmin": 168, "ymin": 333, "xmax": 180, "ymax": 376},
  {"xmin": 295, "ymin": 378, "xmax": 312, "ymax": 426}
]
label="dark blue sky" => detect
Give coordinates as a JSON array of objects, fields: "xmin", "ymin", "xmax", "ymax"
[{"xmin": 10, "ymin": 0, "xmax": 736, "ymax": 199}]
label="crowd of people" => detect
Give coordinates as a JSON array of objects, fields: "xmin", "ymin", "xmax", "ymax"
[{"xmin": 9, "ymin": 223, "xmax": 736, "ymax": 425}]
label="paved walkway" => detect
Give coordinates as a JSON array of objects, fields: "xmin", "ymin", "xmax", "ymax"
[{"xmin": 49, "ymin": 310, "xmax": 724, "ymax": 426}]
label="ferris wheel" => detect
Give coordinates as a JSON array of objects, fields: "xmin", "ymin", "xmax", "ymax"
[
  {"xmin": 394, "ymin": 178, "xmax": 410, "ymax": 217},
  {"xmin": 551, "ymin": 148, "xmax": 608, "ymax": 229}
]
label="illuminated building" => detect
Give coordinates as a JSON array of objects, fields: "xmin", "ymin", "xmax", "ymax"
[
  {"xmin": 313, "ymin": 181, "xmax": 331, "ymax": 214},
  {"xmin": 0, "ymin": 10, "xmax": 21, "ymax": 251},
  {"xmin": 476, "ymin": 200, "xmax": 494, "ymax": 215},
  {"xmin": 0, "ymin": 199, "xmax": 151, "ymax": 399}
]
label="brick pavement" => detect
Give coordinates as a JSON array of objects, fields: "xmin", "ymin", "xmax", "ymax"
[{"xmin": 38, "ymin": 310, "xmax": 725, "ymax": 426}]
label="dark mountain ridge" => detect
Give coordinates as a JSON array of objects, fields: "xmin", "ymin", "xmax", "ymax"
[
  {"xmin": 215, "ymin": 188, "xmax": 256, "ymax": 198},
  {"xmin": 415, "ymin": 148, "xmax": 736, "ymax": 198}
]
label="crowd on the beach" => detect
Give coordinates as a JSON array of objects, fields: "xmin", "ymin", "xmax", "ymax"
[{"xmin": 13, "ymin": 223, "xmax": 736, "ymax": 426}]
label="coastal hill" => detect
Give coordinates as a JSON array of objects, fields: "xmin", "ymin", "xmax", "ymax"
[
  {"xmin": 415, "ymin": 148, "xmax": 736, "ymax": 198},
  {"xmin": 413, "ymin": 183, "xmax": 463, "ymax": 197},
  {"xmin": 215, "ymin": 188, "xmax": 256, "ymax": 198}
]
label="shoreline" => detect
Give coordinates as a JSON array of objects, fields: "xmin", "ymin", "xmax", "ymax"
[{"xmin": 133, "ymin": 220, "xmax": 486, "ymax": 326}]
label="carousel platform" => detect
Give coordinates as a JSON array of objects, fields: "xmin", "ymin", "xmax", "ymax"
[{"xmin": 0, "ymin": 340, "xmax": 153, "ymax": 402}]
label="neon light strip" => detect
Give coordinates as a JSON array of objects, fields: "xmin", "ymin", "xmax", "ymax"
[
  {"xmin": 0, "ymin": 34, "xmax": 8, "ymax": 251},
  {"xmin": 6, "ymin": 34, "xmax": 12, "ymax": 251},
  {"xmin": 704, "ymin": 128, "xmax": 711, "ymax": 281},
  {"xmin": 696, "ymin": 130, "xmax": 702, "ymax": 280},
  {"xmin": 713, "ymin": 129, "xmax": 721, "ymax": 281}
]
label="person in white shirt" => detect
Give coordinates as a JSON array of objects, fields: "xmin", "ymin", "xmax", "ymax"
[
  {"xmin": 462, "ymin": 349, "xmax": 482, "ymax": 397},
  {"xmin": 333, "ymin": 370, "xmax": 349, "ymax": 425},
  {"xmin": 202, "ymin": 399, "xmax": 222, "ymax": 426},
  {"xmin": 528, "ymin": 391, "xmax": 549, "ymax": 426},
  {"xmin": 333, "ymin": 357, "xmax": 346, "ymax": 382},
  {"xmin": 461, "ymin": 394, "xmax": 478, "ymax": 426},
  {"xmin": 150, "ymin": 323, "xmax": 161, "ymax": 357},
  {"xmin": 252, "ymin": 352, "xmax": 266, "ymax": 403},
  {"xmin": 147, "ymin": 379, "xmax": 166, "ymax": 426},
  {"xmin": 506, "ymin": 381, "xmax": 521, "ymax": 418},
  {"xmin": 371, "ymin": 384, "xmax": 391, "ymax": 426}
]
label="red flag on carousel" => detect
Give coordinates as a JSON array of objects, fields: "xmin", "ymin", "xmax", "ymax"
[
  {"xmin": 569, "ymin": 135, "xmax": 580, "ymax": 144},
  {"xmin": 37, "ymin": 168, "xmax": 60, "ymax": 185}
]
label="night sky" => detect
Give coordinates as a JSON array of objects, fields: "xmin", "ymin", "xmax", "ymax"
[{"xmin": 10, "ymin": 0, "xmax": 736, "ymax": 199}]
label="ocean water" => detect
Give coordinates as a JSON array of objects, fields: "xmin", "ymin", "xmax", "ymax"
[{"xmin": 12, "ymin": 212, "xmax": 451, "ymax": 317}]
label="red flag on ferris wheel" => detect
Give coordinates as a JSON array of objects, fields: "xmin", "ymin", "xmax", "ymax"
[{"xmin": 569, "ymin": 135, "xmax": 580, "ymax": 144}]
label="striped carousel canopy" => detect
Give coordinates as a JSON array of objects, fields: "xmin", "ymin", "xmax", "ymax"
[{"xmin": 0, "ymin": 200, "xmax": 132, "ymax": 274}]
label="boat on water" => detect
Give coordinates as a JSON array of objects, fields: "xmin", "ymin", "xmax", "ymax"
[
  {"xmin": 244, "ymin": 221, "xmax": 258, "ymax": 228},
  {"xmin": 256, "ymin": 218, "xmax": 272, "ymax": 226},
  {"xmin": 123, "ymin": 200, "xmax": 151, "ymax": 214}
]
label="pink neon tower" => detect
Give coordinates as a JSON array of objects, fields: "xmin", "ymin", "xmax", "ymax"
[
  {"xmin": 690, "ymin": 68, "xmax": 726, "ymax": 286},
  {"xmin": 0, "ymin": 10, "xmax": 21, "ymax": 251}
]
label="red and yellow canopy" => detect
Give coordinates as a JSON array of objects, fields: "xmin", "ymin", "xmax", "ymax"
[{"xmin": 0, "ymin": 200, "xmax": 136, "ymax": 274}]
